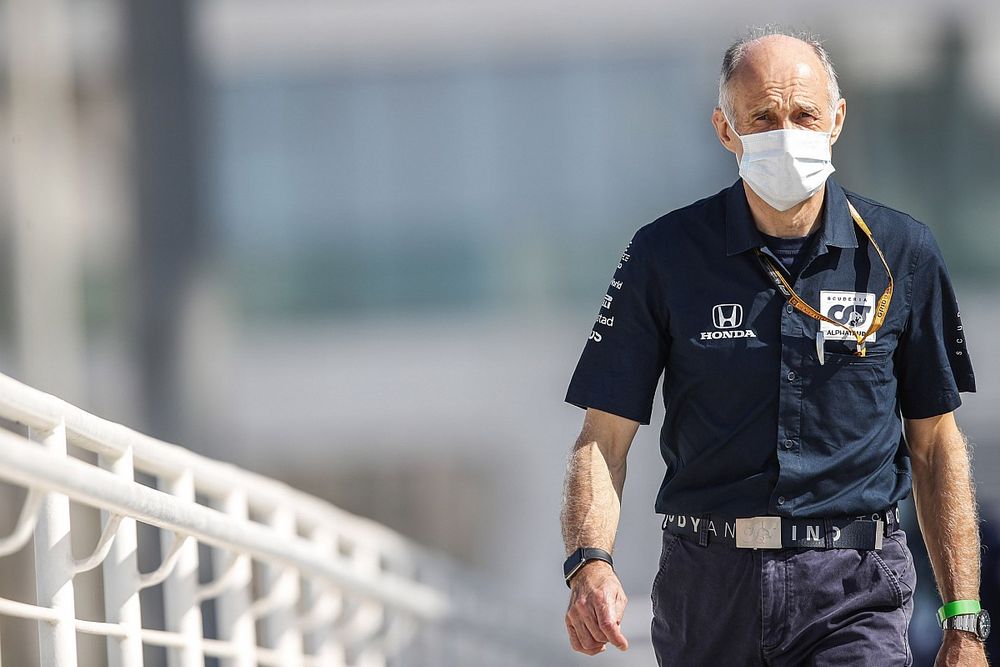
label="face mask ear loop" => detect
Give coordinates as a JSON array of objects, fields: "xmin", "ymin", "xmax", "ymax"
[
  {"xmin": 723, "ymin": 111, "xmax": 748, "ymax": 174},
  {"xmin": 723, "ymin": 110, "xmax": 742, "ymax": 140}
]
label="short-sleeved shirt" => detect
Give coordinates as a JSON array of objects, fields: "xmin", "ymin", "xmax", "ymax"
[{"xmin": 565, "ymin": 177, "xmax": 977, "ymax": 518}]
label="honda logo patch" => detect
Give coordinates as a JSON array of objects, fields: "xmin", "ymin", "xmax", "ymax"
[
  {"xmin": 712, "ymin": 303, "xmax": 744, "ymax": 329},
  {"xmin": 701, "ymin": 303, "xmax": 756, "ymax": 341}
]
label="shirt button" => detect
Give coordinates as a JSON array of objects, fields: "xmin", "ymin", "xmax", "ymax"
[
  {"xmin": 785, "ymin": 304, "xmax": 794, "ymax": 314},
  {"xmin": 783, "ymin": 439, "xmax": 795, "ymax": 449},
  {"xmin": 777, "ymin": 496, "xmax": 786, "ymax": 505},
  {"xmin": 787, "ymin": 371, "xmax": 797, "ymax": 382}
]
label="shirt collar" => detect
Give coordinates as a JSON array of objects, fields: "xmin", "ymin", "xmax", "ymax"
[{"xmin": 724, "ymin": 177, "xmax": 859, "ymax": 256}]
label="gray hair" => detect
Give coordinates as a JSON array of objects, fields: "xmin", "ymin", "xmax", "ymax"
[{"xmin": 718, "ymin": 25, "xmax": 841, "ymax": 126}]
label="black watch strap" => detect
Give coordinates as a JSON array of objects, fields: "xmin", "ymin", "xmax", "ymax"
[{"xmin": 563, "ymin": 547, "xmax": 614, "ymax": 587}]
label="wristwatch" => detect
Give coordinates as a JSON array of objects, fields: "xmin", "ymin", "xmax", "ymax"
[
  {"xmin": 563, "ymin": 547, "xmax": 613, "ymax": 588},
  {"xmin": 937, "ymin": 600, "xmax": 991, "ymax": 642}
]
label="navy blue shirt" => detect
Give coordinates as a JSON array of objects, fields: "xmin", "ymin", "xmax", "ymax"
[
  {"xmin": 565, "ymin": 178, "xmax": 977, "ymax": 518},
  {"xmin": 759, "ymin": 229, "xmax": 818, "ymax": 279}
]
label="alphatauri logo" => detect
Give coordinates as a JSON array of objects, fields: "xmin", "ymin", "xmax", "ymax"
[
  {"xmin": 820, "ymin": 291, "xmax": 877, "ymax": 342},
  {"xmin": 701, "ymin": 303, "xmax": 757, "ymax": 341}
]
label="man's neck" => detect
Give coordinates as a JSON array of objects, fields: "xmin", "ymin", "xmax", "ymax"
[{"xmin": 743, "ymin": 181, "xmax": 826, "ymax": 239}]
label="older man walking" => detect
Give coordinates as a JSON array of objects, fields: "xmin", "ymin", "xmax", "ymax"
[{"xmin": 560, "ymin": 26, "xmax": 988, "ymax": 666}]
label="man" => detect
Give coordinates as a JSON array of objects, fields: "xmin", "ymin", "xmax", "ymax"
[{"xmin": 560, "ymin": 26, "xmax": 989, "ymax": 666}]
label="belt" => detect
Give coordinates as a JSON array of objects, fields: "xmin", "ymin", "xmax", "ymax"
[{"xmin": 661, "ymin": 504, "xmax": 900, "ymax": 550}]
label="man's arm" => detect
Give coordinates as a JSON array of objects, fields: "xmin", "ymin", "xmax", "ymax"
[
  {"xmin": 905, "ymin": 411, "xmax": 988, "ymax": 664},
  {"xmin": 560, "ymin": 407, "xmax": 639, "ymax": 655}
]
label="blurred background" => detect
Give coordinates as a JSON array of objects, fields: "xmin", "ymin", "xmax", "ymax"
[{"xmin": 0, "ymin": 0, "xmax": 998, "ymax": 664}]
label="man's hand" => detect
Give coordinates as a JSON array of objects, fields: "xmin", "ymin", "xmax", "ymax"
[
  {"xmin": 564, "ymin": 560, "xmax": 629, "ymax": 655},
  {"xmin": 934, "ymin": 630, "xmax": 989, "ymax": 666}
]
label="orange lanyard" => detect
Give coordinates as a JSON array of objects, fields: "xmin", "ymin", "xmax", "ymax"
[{"xmin": 753, "ymin": 201, "xmax": 893, "ymax": 357}]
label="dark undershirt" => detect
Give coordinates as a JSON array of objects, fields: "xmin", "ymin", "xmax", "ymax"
[{"xmin": 759, "ymin": 228, "xmax": 819, "ymax": 279}]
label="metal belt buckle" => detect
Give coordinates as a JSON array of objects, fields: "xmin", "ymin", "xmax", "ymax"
[
  {"xmin": 874, "ymin": 518, "xmax": 884, "ymax": 550},
  {"xmin": 735, "ymin": 516, "xmax": 782, "ymax": 549}
]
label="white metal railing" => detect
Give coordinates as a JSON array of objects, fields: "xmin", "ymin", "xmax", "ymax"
[{"xmin": 0, "ymin": 372, "xmax": 563, "ymax": 666}]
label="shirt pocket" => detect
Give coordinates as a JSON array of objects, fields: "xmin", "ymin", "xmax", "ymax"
[
  {"xmin": 801, "ymin": 350, "xmax": 893, "ymax": 451},
  {"xmin": 811, "ymin": 350, "xmax": 888, "ymax": 383}
]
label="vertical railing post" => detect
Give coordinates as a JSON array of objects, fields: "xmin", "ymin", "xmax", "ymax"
[
  {"xmin": 99, "ymin": 446, "xmax": 144, "ymax": 666},
  {"xmin": 31, "ymin": 419, "xmax": 78, "ymax": 667},
  {"xmin": 260, "ymin": 506, "xmax": 303, "ymax": 665},
  {"xmin": 213, "ymin": 489, "xmax": 257, "ymax": 667},
  {"xmin": 346, "ymin": 544, "xmax": 386, "ymax": 667},
  {"xmin": 162, "ymin": 469, "xmax": 203, "ymax": 667},
  {"xmin": 303, "ymin": 524, "xmax": 345, "ymax": 666}
]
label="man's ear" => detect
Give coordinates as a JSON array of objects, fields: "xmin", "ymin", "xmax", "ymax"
[
  {"xmin": 712, "ymin": 107, "xmax": 741, "ymax": 157},
  {"xmin": 829, "ymin": 97, "xmax": 847, "ymax": 146}
]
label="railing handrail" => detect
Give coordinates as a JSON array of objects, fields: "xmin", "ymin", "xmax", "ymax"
[
  {"xmin": 0, "ymin": 373, "xmax": 440, "ymax": 564},
  {"xmin": 0, "ymin": 425, "xmax": 448, "ymax": 619}
]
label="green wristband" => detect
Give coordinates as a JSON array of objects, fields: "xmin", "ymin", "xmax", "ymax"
[{"xmin": 937, "ymin": 599, "xmax": 981, "ymax": 625}]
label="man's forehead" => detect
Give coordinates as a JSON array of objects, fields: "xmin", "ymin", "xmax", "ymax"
[
  {"xmin": 740, "ymin": 34, "xmax": 826, "ymax": 73},
  {"xmin": 730, "ymin": 36, "xmax": 830, "ymax": 107}
]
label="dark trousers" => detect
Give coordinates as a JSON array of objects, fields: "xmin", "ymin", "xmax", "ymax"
[{"xmin": 650, "ymin": 524, "xmax": 916, "ymax": 666}]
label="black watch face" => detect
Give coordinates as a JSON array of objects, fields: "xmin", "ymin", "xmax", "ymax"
[{"xmin": 978, "ymin": 610, "xmax": 991, "ymax": 640}]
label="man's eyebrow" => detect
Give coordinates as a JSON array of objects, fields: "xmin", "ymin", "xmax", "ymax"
[
  {"xmin": 795, "ymin": 100, "xmax": 822, "ymax": 115},
  {"xmin": 745, "ymin": 100, "xmax": 824, "ymax": 117},
  {"xmin": 747, "ymin": 104, "xmax": 774, "ymax": 117}
]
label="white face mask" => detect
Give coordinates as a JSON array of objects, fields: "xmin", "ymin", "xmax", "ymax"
[{"xmin": 726, "ymin": 115, "xmax": 836, "ymax": 212}]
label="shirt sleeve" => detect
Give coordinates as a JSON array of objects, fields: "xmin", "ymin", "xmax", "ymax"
[
  {"xmin": 564, "ymin": 225, "xmax": 669, "ymax": 425},
  {"xmin": 895, "ymin": 224, "xmax": 977, "ymax": 419}
]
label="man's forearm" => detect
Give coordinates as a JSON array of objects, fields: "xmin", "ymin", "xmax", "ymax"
[
  {"xmin": 560, "ymin": 440, "xmax": 626, "ymax": 555},
  {"xmin": 911, "ymin": 425, "xmax": 981, "ymax": 603}
]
